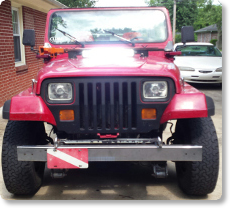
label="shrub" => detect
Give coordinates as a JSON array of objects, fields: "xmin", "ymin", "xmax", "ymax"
[
  {"xmin": 175, "ymin": 33, "xmax": 197, "ymax": 43},
  {"xmin": 175, "ymin": 34, "xmax": 181, "ymax": 43},
  {"xmin": 210, "ymin": 39, "xmax": 217, "ymax": 46}
]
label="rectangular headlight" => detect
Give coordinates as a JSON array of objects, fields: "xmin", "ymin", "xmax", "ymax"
[
  {"xmin": 216, "ymin": 67, "xmax": 222, "ymax": 72},
  {"xmin": 143, "ymin": 81, "xmax": 167, "ymax": 99},
  {"xmin": 178, "ymin": 66, "xmax": 195, "ymax": 71},
  {"xmin": 48, "ymin": 83, "xmax": 73, "ymax": 101}
]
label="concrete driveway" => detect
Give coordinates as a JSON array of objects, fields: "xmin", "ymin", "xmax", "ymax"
[{"xmin": 0, "ymin": 83, "xmax": 222, "ymax": 200}]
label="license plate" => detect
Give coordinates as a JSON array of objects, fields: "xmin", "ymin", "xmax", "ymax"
[{"xmin": 47, "ymin": 148, "xmax": 88, "ymax": 169}]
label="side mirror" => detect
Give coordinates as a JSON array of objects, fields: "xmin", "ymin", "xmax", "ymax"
[
  {"xmin": 181, "ymin": 26, "xmax": 194, "ymax": 44},
  {"xmin": 23, "ymin": 29, "xmax": 35, "ymax": 47}
]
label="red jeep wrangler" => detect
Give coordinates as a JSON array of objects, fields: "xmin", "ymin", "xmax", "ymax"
[{"xmin": 2, "ymin": 7, "xmax": 219, "ymax": 196}]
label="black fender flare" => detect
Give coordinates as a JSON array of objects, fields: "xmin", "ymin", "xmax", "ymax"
[
  {"xmin": 206, "ymin": 95, "xmax": 215, "ymax": 117},
  {"xmin": 2, "ymin": 100, "xmax": 11, "ymax": 119}
]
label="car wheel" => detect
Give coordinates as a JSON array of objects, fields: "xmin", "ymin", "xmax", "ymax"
[
  {"xmin": 2, "ymin": 121, "xmax": 47, "ymax": 195},
  {"xmin": 175, "ymin": 117, "xmax": 219, "ymax": 195}
]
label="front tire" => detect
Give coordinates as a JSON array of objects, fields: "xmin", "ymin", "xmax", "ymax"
[
  {"xmin": 2, "ymin": 121, "xmax": 47, "ymax": 195},
  {"xmin": 175, "ymin": 117, "xmax": 219, "ymax": 196}
]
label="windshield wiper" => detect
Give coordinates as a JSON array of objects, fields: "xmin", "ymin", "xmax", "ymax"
[
  {"xmin": 103, "ymin": 30, "xmax": 135, "ymax": 47},
  {"xmin": 56, "ymin": 28, "xmax": 84, "ymax": 48}
]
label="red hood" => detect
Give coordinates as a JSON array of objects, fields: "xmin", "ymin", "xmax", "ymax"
[{"xmin": 36, "ymin": 55, "xmax": 181, "ymax": 94}]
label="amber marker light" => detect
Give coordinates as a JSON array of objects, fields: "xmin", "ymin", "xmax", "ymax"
[
  {"xmin": 142, "ymin": 108, "xmax": 156, "ymax": 120},
  {"xmin": 60, "ymin": 110, "xmax": 74, "ymax": 121}
]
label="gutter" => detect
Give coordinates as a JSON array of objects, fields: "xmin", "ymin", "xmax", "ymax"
[
  {"xmin": 195, "ymin": 30, "xmax": 217, "ymax": 33},
  {"xmin": 44, "ymin": 0, "xmax": 68, "ymax": 8}
]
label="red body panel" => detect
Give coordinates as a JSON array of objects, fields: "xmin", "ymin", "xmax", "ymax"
[
  {"xmin": 160, "ymin": 83, "xmax": 208, "ymax": 123},
  {"xmin": 10, "ymin": 88, "xmax": 56, "ymax": 125}
]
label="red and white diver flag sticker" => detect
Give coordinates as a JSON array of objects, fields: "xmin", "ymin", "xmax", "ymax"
[{"xmin": 47, "ymin": 148, "xmax": 88, "ymax": 169}]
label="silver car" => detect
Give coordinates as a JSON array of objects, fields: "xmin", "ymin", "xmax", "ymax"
[{"xmin": 174, "ymin": 42, "xmax": 222, "ymax": 84}]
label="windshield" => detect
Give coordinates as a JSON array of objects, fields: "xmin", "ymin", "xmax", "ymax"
[
  {"xmin": 175, "ymin": 45, "xmax": 222, "ymax": 57},
  {"xmin": 49, "ymin": 10, "xmax": 167, "ymax": 45}
]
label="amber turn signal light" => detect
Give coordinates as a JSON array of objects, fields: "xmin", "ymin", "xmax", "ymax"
[
  {"xmin": 142, "ymin": 108, "xmax": 156, "ymax": 120},
  {"xmin": 59, "ymin": 110, "xmax": 74, "ymax": 121}
]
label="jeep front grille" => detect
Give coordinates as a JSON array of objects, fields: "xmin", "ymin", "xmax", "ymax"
[{"xmin": 42, "ymin": 77, "xmax": 175, "ymax": 134}]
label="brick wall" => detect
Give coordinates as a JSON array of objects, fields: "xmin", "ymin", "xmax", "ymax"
[{"xmin": 0, "ymin": 0, "xmax": 47, "ymax": 107}]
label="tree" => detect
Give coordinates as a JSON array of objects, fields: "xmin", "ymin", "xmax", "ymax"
[
  {"xmin": 193, "ymin": 1, "xmax": 222, "ymax": 30},
  {"xmin": 146, "ymin": 0, "xmax": 199, "ymax": 32},
  {"xmin": 193, "ymin": 1, "xmax": 222, "ymax": 49},
  {"xmin": 58, "ymin": 0, "xmax": 97, "ymax": 8},
  {"xmin": 146, "ymin": 0, "xmax": 222, "ymax": 49}
]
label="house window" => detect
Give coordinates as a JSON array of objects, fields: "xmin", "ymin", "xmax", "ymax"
[
  {"xmin": 11, "ymin": 6, "xmax": 26, "ymax": 68},
  {"xmin": 12, "ymin": 7, "xmax": 21, "ymax": 62}
]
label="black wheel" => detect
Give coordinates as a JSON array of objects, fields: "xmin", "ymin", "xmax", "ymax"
[
  {"xmin": 175, "ymin": 117, "xmax": 219, "ymax": 196},
  {"xmin": 2, "ymin": 121, "xmax": 47, "ymax": 195}
]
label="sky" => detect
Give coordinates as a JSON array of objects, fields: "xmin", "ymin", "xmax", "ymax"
[
  {"xmin": 213, "ymin": 0, "xmax": 222, "ymax": 4},
  {"xmin": 95, "ymin": 0, "xmax": 148, "ymax": 7},
  {"xmin": 95, "ymin": 0, "xmax": 222, "ymax": 7}
]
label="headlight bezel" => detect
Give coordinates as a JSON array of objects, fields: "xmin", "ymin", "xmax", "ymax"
[
  {"xmin": 178, "ymin": 66, "xmax": 195, "ymax": 71},
  {"xmin": 215, "ymin": 67, "xmax": 222, "ymax": 72},
  {"xmin": 143, "ymin": 81, "xmax": 168, "ymax": 99},
  {"xmin": 141, "ymin": 79, "xmax": 171, "ymax": 102},
  {"xmin": 46, "ymin": 81, "xmax": 74, "ymax": 104}
]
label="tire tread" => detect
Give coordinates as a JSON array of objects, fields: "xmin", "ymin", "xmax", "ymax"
[
  {"xmin": 2, "ymin": 121, "xmax": 45, "ymax": 195},
  {"xmin": 175, "ymin": 117, "xmax": 219, "ymax": 195}
]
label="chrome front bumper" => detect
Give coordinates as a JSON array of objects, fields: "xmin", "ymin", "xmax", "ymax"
[{"xmin": 17, "ymin": 144, "xmax": 202, "ymax": 162}]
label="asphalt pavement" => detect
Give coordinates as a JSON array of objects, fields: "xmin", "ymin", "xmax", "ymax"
[{"xmin": 0, "ymin": 83, "xmax": 222, "ymax": 200}]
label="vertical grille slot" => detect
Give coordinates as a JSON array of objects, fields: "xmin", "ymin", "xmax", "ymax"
[
  {"xmin": 105, "ymin": 83, "xmax": 111, "ymax": 129},
  {"xmin": 110, "ymin": 82, "xmax": 114, "ymax": 130},
  {"xmin": 114, "ymin": 82, "xmax": 119, "ymax": 129},
  {"xmin": 119, "ymin": 82, "xmax": 123, "ymax": 129},
  {"xmin": 122, "ymin": 82, "xmax": 128, "ymax": 129},
  {"xmin": 87, "ymin": 83, "xmax": 93, "ymax": 130},
  {"xmin": 131, "ymin": 82, "xmax": 137, "ymax": 128},
  {"xmin": 84, "ymin": 83, "xmax": 89, "ymax": 130},
  {"xmin": 96, "ymin": 83, "xmax": 102, "ymax": 130},
  {"xmin": 79, "ymin": 83, "xmax": 84, "ymax": 130},
  {"xmin": 92, "ymin": 82, "xmax": 97, "ymax": 130},
  {"xmin": 101, "ymin": 82, "xmax": 106, "ymax": 129}
]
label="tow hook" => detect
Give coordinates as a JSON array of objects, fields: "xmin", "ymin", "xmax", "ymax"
[
  {"xmin": 152, "ymin": 162, "xmax": 168, "ymax": 178},
  {"xmin": 97, "ymin": 133, "xmax": 119, "ymax": 139},
  {"xmin": 157, "ymin": 136, "xmax": 163, "ymax": 148},
  {"xmin": 53, "ymin": 137, "xmax": 60, "ymax": 151}
]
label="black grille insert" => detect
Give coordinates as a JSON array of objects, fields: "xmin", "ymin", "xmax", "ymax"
[
  {"xmin": 78, "ymin": 81, "xmax": 137, "ymax": 131},
  {"xmin": 42, "ymin": 77, "xmax": 175, "ymax": 134}
]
